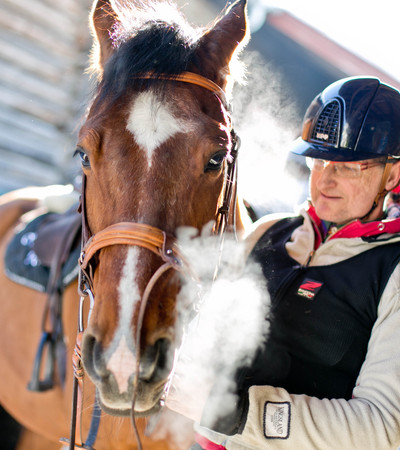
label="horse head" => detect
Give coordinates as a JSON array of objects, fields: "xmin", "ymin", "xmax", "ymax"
[{"xmin": 78, "ymin": 0, "xmax": 249, "ymax": 417}]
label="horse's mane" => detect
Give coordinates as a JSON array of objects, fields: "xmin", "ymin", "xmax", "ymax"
[{"xmin": 93, "ymin": 1, "xmax": 206, "ymax": 103}]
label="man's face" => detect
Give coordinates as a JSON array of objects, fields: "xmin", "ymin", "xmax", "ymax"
[{"xmin": 309, "ymin": 159, "xmax": 385, "ymax": 224}]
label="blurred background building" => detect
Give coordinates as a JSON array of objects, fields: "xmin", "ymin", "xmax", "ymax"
[{"xmin": 0, "ymin": 0, "xmax": 91, "ymax": 193}]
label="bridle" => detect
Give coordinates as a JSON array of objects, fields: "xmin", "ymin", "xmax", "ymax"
[
  {"xmin": 65, "ymin": 71, "xmax": 240, "ymax": 450},
  {"xmin": 78, "ymin": 70, "xmax": 239, "ymax": 300}
]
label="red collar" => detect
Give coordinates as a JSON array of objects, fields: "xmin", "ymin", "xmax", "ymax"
[{"xmin": 306, "ymin": 203, "xmax": 400, "ymax": 249}]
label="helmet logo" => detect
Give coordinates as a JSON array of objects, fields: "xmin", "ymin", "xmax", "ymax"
[
  {"xmin": 316, "ymin": 132, "xmax": 329, "ymax": 141},
  {"xmin": 312, "ymin": 100, "xmax": 341, "ymax": 146}
]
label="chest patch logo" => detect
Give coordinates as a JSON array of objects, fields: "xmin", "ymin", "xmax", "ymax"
[{"xmin": 297, "ymin": 278, "xmax": 323, "ymax": 299}]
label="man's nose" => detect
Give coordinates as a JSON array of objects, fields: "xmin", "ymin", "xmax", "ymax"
[{"xmin": 315, "ymin": 164, "xmax": 338, "ymax": 188}]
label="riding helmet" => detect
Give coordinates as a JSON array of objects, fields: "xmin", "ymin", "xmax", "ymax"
[{"xmin": 292, "ymin": 76, "xmax": 400, "ymax": 161}]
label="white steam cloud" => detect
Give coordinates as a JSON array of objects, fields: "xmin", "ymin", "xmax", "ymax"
[
  {"xmin": 233, "ymin": 51, "xmax": 309, "ymax": 216},
  {"xmin": 150, "ymin": 226, "xmax": 270, "ymax": 448}
]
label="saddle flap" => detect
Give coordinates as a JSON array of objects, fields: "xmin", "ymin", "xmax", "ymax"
[{"xmin": 34, "ymin": 209, "xmax": 81, "ymax": 267}]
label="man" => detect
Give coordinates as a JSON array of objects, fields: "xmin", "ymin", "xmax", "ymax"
[{"xmin": 167, "ymin": 76, "xmax": 400, "ymax": 449}]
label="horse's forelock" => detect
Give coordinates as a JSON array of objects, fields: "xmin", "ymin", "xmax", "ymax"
[
  {"xmin": 112, "ymin": 0, "xmax": 201, "ymax": 46},
  {"xmin": 96, "ymin": 2, "xmax": 202, "ymax": 103}
]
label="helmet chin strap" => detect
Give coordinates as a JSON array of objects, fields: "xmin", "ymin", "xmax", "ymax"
[{"xmin": 361, "ymin": 162, "xmax": 393, "ymax": 221}]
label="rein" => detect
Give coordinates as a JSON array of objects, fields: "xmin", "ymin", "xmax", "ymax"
[{"xmin": 66, "ymin": 71, "xmax": 239, "ymax": 450}]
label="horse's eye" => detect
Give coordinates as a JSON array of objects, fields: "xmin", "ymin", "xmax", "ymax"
[
  {"xmin": 74, "ymin": 148, "xmax": 91, "ymax": 168},
  {"xmin": 205, "ymin": 151, "xmax": 226, "ymax": 172}
]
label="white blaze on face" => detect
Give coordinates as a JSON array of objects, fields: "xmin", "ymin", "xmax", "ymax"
[
  {"xmin": 105, "ymin": 247, "xmax": 141, "ymax": 394},
  {"xmin": 126, "ymin": 90, "xmax": 184, "ymax": 166},
  {"xmin": 106, "ymin": 336, "xmax": 136, "ymax": 394}
]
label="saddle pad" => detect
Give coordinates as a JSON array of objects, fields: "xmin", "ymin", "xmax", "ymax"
[{"xmin": 4, "ymin": 213, "xmax": 80, "ymax": 292}]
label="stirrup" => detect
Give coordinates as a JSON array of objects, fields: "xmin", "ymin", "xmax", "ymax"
[{"xmin": 27, "ymin": 331, "xmax": 55, "ymax": 392}]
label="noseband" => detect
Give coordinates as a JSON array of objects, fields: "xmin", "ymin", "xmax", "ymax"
[
  {"xmin": 68, "ymin": 71, "xmax": 239, "ymax": 450},
  {"xmin": 79, "ymin": 222, "xmax": 195, "ymax": 304}
]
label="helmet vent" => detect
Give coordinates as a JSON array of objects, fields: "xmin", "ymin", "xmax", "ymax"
[{"xmin": 312, "ymin": 100, "xmax": 341, "ymax": 145}]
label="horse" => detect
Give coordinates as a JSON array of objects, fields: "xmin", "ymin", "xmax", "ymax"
[{"xmin": 0, "ymin": 0, "xmax": 250, "ymax": 448}]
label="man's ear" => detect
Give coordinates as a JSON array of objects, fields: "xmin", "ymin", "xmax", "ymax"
[{"xmin": 385, "ymin": 160, "xmax": 400, "ymax": 191}]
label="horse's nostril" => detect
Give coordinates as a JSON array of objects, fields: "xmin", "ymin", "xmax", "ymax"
[
  {"xmin": 82, "ymin": 333, "xmax": 107, "ymax": 380},
  {"xmin": 83, "ymin": 332, "xmax": 172, "ymax": 387},
  {"xmin": 140, "ymin": 338, "xmax": 172, "ymax": 382},
  {"xmin": 155, "ymin": 338, "xmax": 171, "ymax": 373}
]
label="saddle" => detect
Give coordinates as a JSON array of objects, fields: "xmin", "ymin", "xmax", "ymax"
[
  {"xmin": 5, "ymin": 209, "xmax": 81, "ymax": 292},
  {"xmin": 5, "ymin": 207, "xmax": 82, "ymax": 391}
]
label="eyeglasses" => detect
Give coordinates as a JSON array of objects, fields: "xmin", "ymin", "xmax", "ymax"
[{"xmin": 305, "ymin": 157, "xmax": 386, "ymax": 179}]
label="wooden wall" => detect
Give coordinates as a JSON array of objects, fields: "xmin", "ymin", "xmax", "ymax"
[
  {"xmin": 0, "ymin": 0, "xmax": 219, "ymax": 194},
  {"xmin": 0, "ymin": 0, "xmax": 92, "ymax": 194}
]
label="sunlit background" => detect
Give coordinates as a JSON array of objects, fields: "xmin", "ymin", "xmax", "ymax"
[
  {"xmin": 251, "ymin": 0, "xmax": 400, "ymax": 82},
  {"xmin": 1, "ymin": 0, "xmax": 399, "ymax": 214}
]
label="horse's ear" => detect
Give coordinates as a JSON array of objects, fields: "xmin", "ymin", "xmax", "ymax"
[
  {"xmin": 198, "ymin": 0, "xmax": 249, "ymax": 88},
  {"xmin": 90, "ymin": 0, "xmax": 119, "ymax": 72}
]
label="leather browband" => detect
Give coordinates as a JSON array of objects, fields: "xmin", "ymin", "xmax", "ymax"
[{"xmin": 136, "ymin": 71, "xmax": 229, "ymax": 109}]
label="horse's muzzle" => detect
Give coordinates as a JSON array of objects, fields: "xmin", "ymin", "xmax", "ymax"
[{"xmin": 81, "ymin": 332, "xmax": 172, "ymax": 416}]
